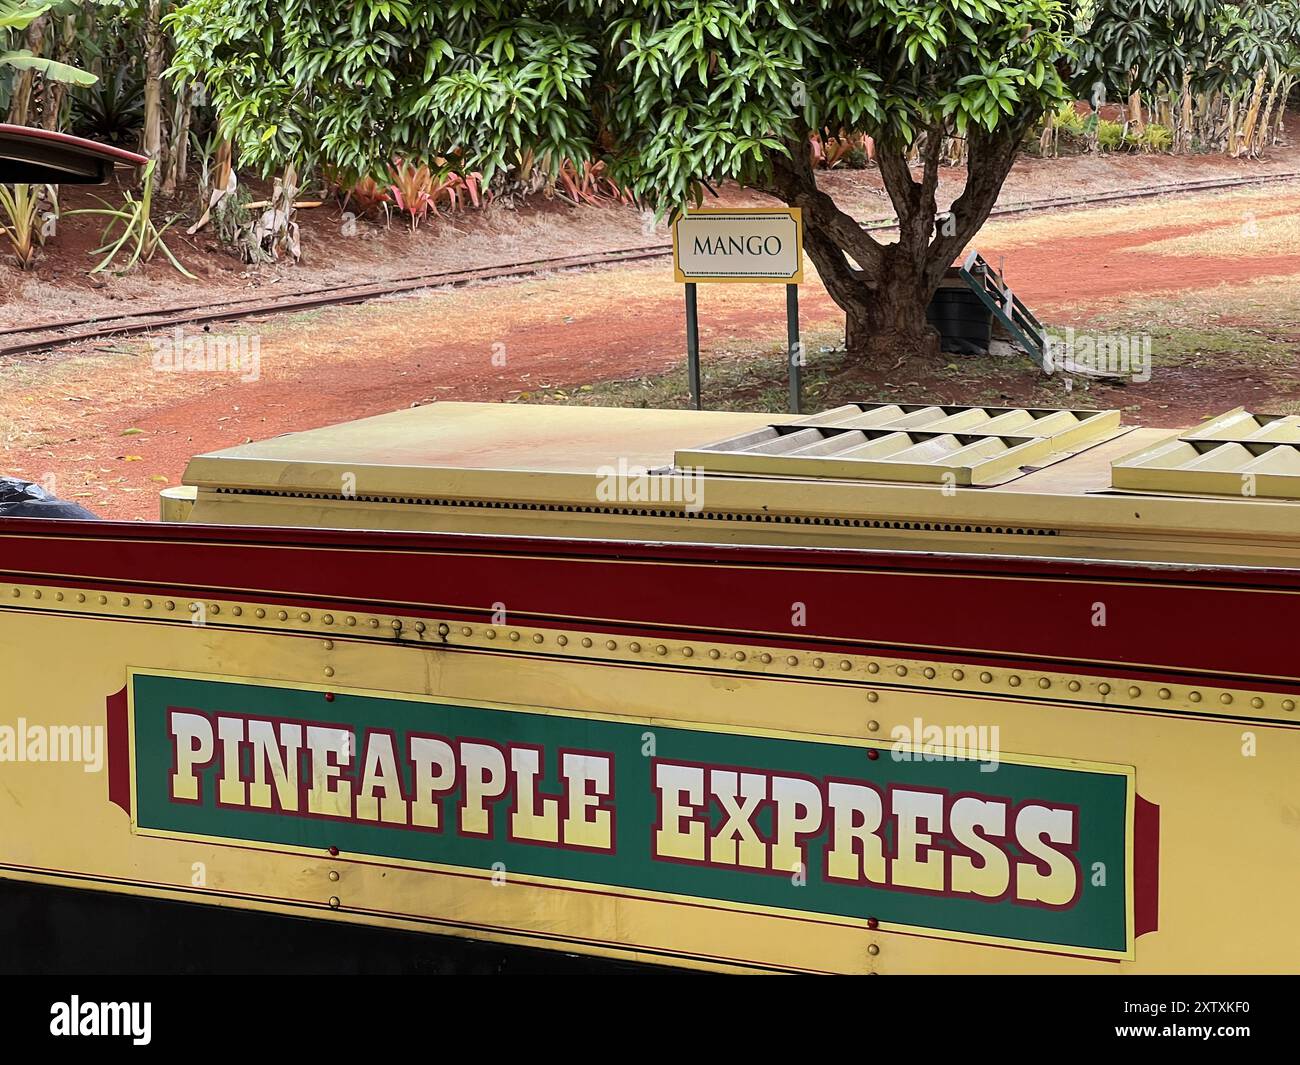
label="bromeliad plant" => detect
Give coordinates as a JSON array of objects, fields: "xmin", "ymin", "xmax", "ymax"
[
  {"xmin": 0, "ymin": 181, "xmax": 56, "ymax": 268},
  {"xmin": 439, "ymin": 167, "xmax": 488, "ymax": 211},
  {"xmin": 65, "ymin": 160, "xmax": 195, "ymax": 277},
  {"xmin": 554, "ymin": 157, "xmax": 631, "ymax": 206},
  {"xmin": 342, "ymin": 173, "xmax": 392, "ymax": 217},
  {"xmin": 350, "ymin": 159, "xmax": 490, "ymax": 228},
  {"xmin": 387, "ymin": 158, "xmax": 434, "ymax": 227},
  {"xmin": 70, "ymin": 66, "xmax": 146, "ymax": 147}
]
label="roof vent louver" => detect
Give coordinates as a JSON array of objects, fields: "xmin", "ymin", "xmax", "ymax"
[
  {"xmin": 675, "ymin": 403, "xmax": 1122, "ymax": 486},
  {"xmin": 1112, "ymin": 408, "xmax": 1300, "ymax": 500}
]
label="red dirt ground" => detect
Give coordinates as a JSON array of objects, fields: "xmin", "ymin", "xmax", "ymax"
[
  {"xmin": 4, "ymin": 163, "xmax": 1300, "ymax": 520},
  {"xmin": 983, "ymin": 223, "xmax": 1300, "ymax": 314}
]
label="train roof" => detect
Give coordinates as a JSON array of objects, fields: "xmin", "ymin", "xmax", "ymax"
[
  {"xmin": 0, "ymin": 124, "xmax": 147, "ymax": 184},
  {"xmin": 174, "ymin": 400, "xmax": 1300, "ymax": 568}
]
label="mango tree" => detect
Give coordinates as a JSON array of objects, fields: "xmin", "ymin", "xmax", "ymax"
[{"xmin": 170, "ymin": 0, "xmax": 1073, "ymax": 358}]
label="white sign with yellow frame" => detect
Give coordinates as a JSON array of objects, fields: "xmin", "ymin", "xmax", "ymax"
[{"xmin": 672, "ymin": 207, "xmax": 804, "ymax": 284}]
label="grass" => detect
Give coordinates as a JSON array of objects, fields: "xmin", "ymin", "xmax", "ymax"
[
  {"xmin": 978, "ymin": 184, "xmax": 1300, "ymax": 246},
  {"xmin": 521, "ymin": 273, "xmax": 1300, "ymax": 420},
  {"xmin": 1072, "ymin": 275, "xmax": 1300, "ymax": 366},
  {"xmin": 521, "ymin": 326, "xmax": 1080, "ymax": 415},
  {"xmin": 1131, "ymin": 210, "xmax": 1300, "ymax": 258}
]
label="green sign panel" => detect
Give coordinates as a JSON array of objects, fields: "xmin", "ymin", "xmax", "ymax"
[{"xmin": 130, "ymin": 671, "xmax": 1132, "ymax": 955}]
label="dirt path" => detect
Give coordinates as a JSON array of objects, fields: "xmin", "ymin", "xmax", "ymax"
[
  {"xmin": 975, "ymin": 189, "xmax": 1300, "ymax": 314},
  {"xmin": 4, "ymin": 182, "xmax": 1300, "ymax": 521}
]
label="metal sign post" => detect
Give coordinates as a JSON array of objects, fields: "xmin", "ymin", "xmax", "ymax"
[
  {"xmin": 685, "ymin": 282, "xmax": 701, "ymax": 410},
  {"xmin": 672, "ymin": 207, "xmax": 804, "ymax": 415},
  {"xmin": 786, "ymin": 283, "xmax": 801, "ymax": 415}
]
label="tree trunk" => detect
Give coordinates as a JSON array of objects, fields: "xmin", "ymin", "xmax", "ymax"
[
  {"xmin": 1238, "ymin": 70, "xmax": 1268, "ymax": 158},
  {"xmin": 843, "ymin": 251, "xmax": 937, "ymax": 359},
  {"xmin": 7, "ymin": 14, "xmax": 48, "ymax": 126},
  {"xmin": 1256, "ymin": 78, "xmax": 1280, "ymax": 155},
  {"xmin": 161, "ymin": 84, "xmax": 193, "ymax": 196},
  {"xmin": 84, "ymin": 0, "xmax": 101, "ymax": 78},
  {"xmin": 758, "ymin": 120, "xmax": 1027, "ymax": 362},
  {"xmin": 41, "ymin": 13, "xmax": 78, "ymax": 130},
  {"xmin": 1177, "ymin": 75, "xmax": 1193, "ymax": 153},
  {"xmin": 1128, "ymin": 91, "xmax": 1144, "ymax": 133},
  {"xmin": 142, "ymin": 0, "xmax": 165, "ymax": 167},
  {"xmin": 1272, "ymin": 78, "xmax": 1291, "ymax": 145},
  {"xmin": 1038, "ymin": 108, "xmax": 1055, "ymax": 157}
]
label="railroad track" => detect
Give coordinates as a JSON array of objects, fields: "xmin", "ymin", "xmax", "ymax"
[{"xmin": 3, "ymin": 169, "xmax": 1297, "ymax": 359}]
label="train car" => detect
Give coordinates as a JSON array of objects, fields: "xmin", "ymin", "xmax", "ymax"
[{"xmin": 1, "ymin": 399, "xmax": 1298, "ymax": 973}]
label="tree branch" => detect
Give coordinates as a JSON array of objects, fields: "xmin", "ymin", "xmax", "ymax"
[
  {"xmin": 923, "ymin": 118, "xmax": 1031, "ymax": 289},
  {"xmin": 802, "ymin": 224, "xmax": 872, "ymax": 309},
  {"xmin": 918, "ymin": 127, "xmax": 943, "ymax": 221},
  {"xmin": 759, "ymin": 133, "xmax": 888, "ymax": 282},
  {"xmin": 877, "ymin": 132, "xmax": 946, "ymax": 263},
  {"xmin": 875, "ymin": 143, "xmax": 918, "ymax": 230}
]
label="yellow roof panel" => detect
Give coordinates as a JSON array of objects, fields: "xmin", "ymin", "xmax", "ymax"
[
  {"xmin": 676, "ymin": 404, "xmax": 1123, "ymax": 486},
  {"xmin": 1112, "ymin": 408, "xmax": 1300, "ymax": 499},
  {"xmin": 1181, "ymin": 409, "xmax": 1300, "ymax": 443},
  {"xmin": 183, "ymin": 402, "xmax": 797, "ymax": 496},
  {"xmin": 175, "ymin": 402, "xmax": 1300, "ymax": 568}
]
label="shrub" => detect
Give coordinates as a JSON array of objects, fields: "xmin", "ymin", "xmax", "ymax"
[
  {"xmin": 1097, "ymin": 120, "xmax": 1126, "ymax": 150},
  {"xmin": 1054, "ymin": 102, "xmax": 1088, "ymax": 136},
  {"xmin": 1036, "ymin": 103, "xmax": 1090, "ymax": 156},
  {"xmin": 1139, "ymin": 124, "xmax": 1173, "ymax": 152},
  {"xmin": 0, "ymin": 183, "xmax": 56, "ymax": 269}
]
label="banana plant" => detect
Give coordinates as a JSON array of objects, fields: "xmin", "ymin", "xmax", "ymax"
[
  {"xmin": 0, "ymin": 1, "xmax": 96, "ymax": 86},
  {"xmin": 1069, "ymin": 0, "xmax": 1299, "ymax": 155}
]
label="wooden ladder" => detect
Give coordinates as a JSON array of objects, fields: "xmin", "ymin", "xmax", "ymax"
[{"xmin": 958, "ymin": 250, "xmax": 1048, "ymax": 368}]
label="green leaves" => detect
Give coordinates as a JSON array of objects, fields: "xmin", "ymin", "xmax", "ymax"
[
  {"xmin": 1071, "ymin": 0, "xmax": 1300, "ymax": 100},
  {"xmin": 0, "ymin": 0, "xmax": 48, "ymax": 33},
  {"xmin": 167, "ymin": 0, "xmax": 1073, "ymax": 198},
  {"xmin": 0, "ymin": 0, "xmax": 98, "ymax": 86},
  {"xmin": 950, "ymin": 64, "xmax": 1028, "ymax": 130},
  {"xmin": 0, "ymin": 48, "xmax": 98, "ymax": 85}
]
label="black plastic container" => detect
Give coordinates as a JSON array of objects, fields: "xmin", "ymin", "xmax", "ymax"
[{"xmin": 926, "ymin": 270, "xmax": 992, "ymax": 355}]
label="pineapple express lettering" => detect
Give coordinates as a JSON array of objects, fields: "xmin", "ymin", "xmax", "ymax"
[
  {"xmin": 167, "ymin": 709, "xmax": 614, "ymax": 850},
  {"xmin": 166, "ymin": 709, "xmax": 1079, "ymax": 908},
  {"xmin": 653, "ymin": 763, "xmax": 1079, "ymax": 908}
]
